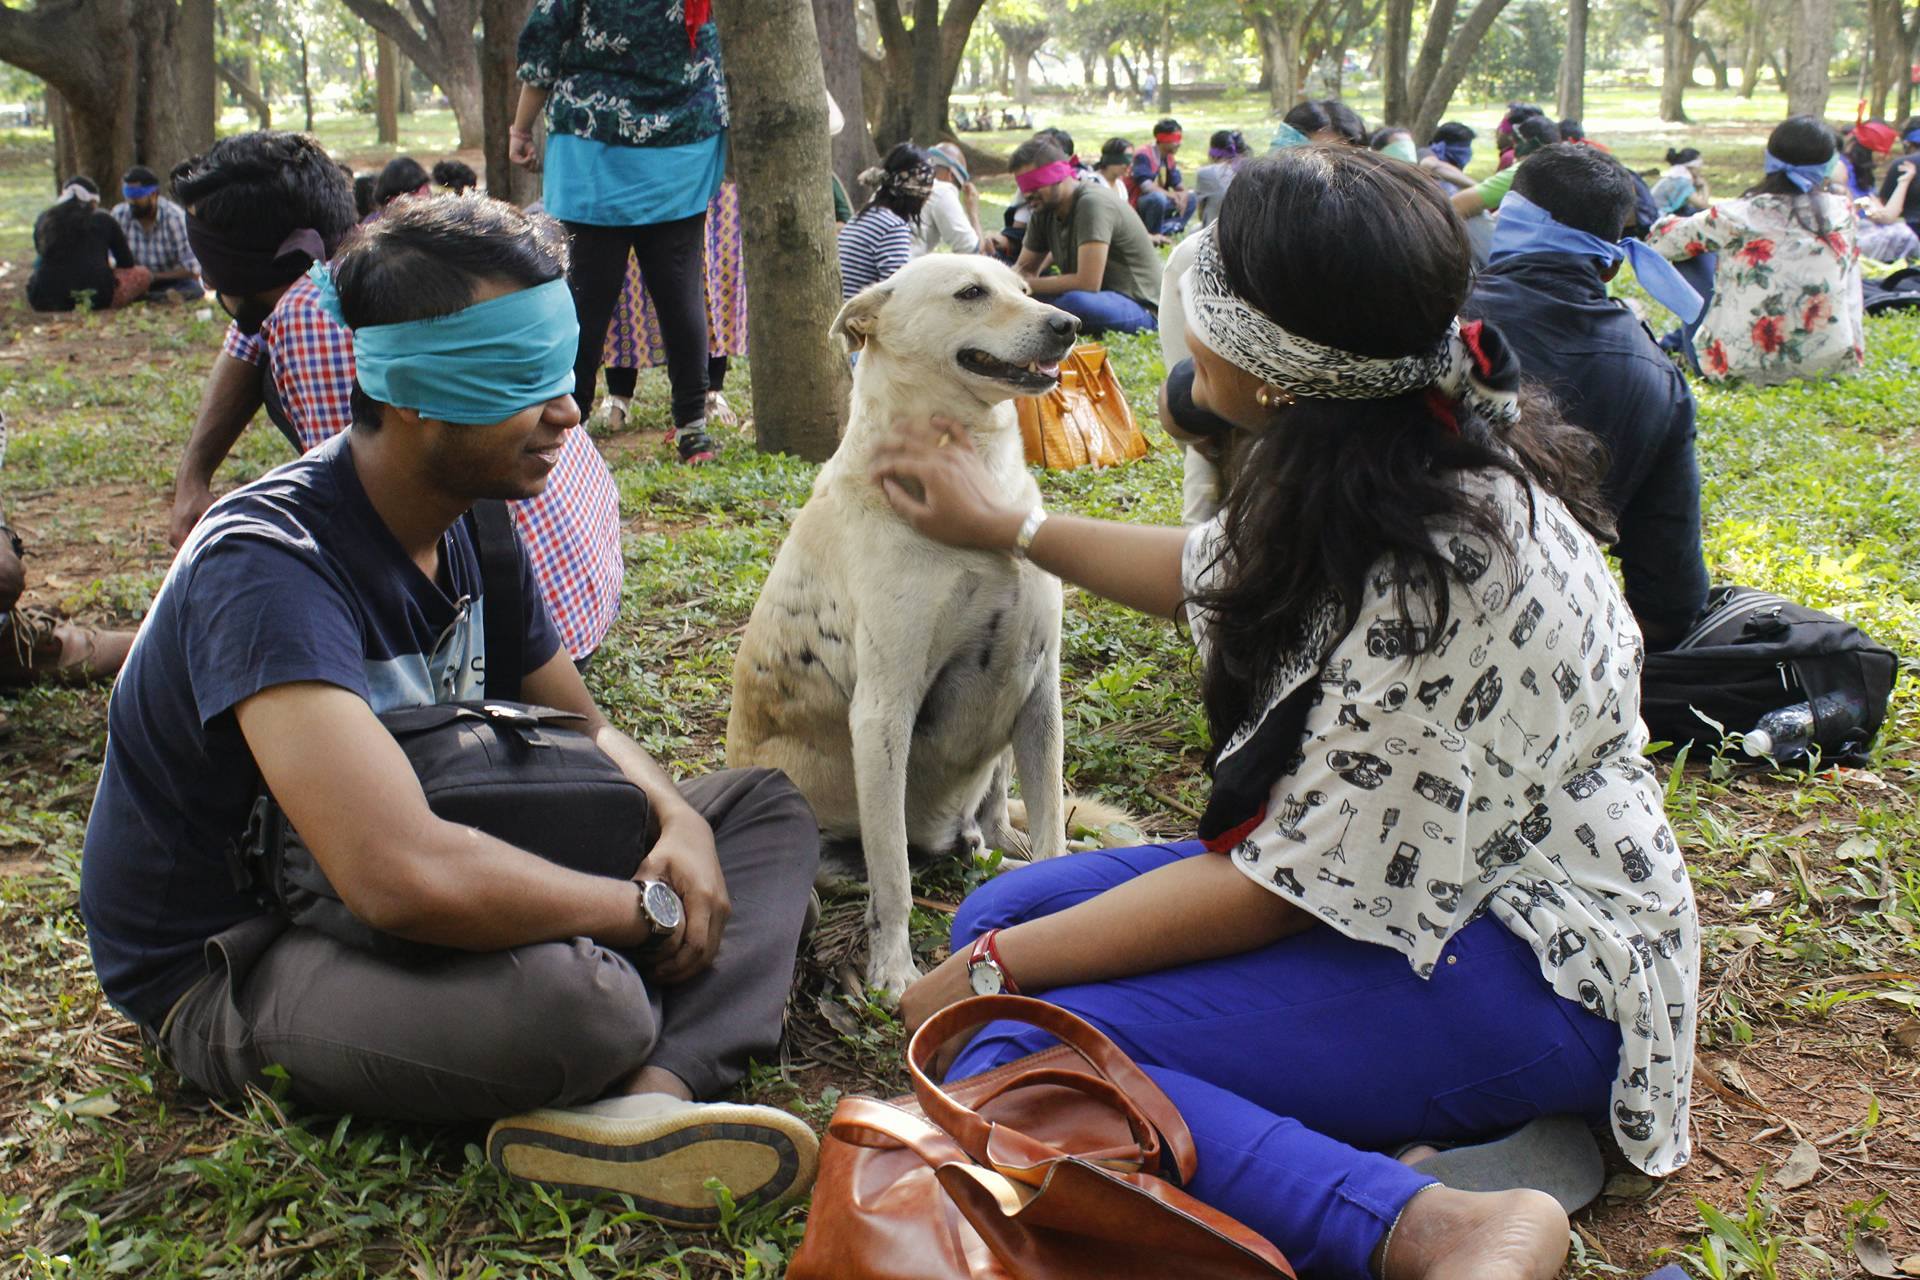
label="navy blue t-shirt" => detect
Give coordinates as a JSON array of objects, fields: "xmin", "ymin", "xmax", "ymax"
[{"xmin": 81, "ymin": 434, "xmax": 562, "ymax": 1029}]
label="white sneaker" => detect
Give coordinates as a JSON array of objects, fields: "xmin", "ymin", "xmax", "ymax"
[{"xmin": 486, "ymin": 1093, "xmax": 819, "ymax": 1226}]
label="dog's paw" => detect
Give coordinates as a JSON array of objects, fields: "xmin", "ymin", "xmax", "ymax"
[{"xmin": 864, "ymin": 944, "xmax": 924, "ymax": 1004}]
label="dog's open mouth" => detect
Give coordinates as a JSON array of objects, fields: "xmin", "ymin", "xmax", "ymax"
[{"xmin": 956, "ymin": 348, "xmax": 1063, "ymax": 391}]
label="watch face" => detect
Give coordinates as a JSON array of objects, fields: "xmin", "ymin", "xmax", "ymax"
[
  {"xmin": 969, "ymin": 962, "xmax": 1004, "ymax": 996},
  {"xmin": 643, "ymin": 880, "xmax": 684, "ymax": 932}
]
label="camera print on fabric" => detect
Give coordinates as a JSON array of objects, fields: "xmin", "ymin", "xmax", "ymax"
[{"xmin": 1181, "ymin": 469, "xmax": 1698, "ymax": 1178}]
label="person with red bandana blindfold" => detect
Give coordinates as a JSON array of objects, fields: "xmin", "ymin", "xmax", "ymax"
[
  {"xmin": 1132, "ymin": 117, "xmax": 1192, "ymax": 236},
  {"xmin": 1009, "ymin": 138, "xmax": 1164, "ymax": 335}
]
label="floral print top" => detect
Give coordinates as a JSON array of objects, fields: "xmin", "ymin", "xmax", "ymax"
[
  {"xmin": 1647, "ymin": 194, "xmax": 1864, "ymax": 385},
  {"xmin": 517, "ymin": 0, "xmax": 727, "ymax": 149}
]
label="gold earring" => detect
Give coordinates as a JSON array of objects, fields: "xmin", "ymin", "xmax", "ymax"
[{"xmin": 1256, "ymin": 385, "xmax": 1291, "ymax": 410}]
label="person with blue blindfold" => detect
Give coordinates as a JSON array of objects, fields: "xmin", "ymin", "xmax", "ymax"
[
  {"xmin": 1644, "ymin": 115, "xmax": 1866, "ymax": 386},
  {"xmin": 1464, "ymin": 143, "xmax": 1709, "ymax": 648},
  {"xmin": 84, "ymin": 194, "xmax": 826, "ymax": 1223}
]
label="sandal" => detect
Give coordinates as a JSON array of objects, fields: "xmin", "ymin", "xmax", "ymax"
[
  {"xmin": 1395, "ymin": 1114, "xmax": 1605, "ymax": 1214},
  {"xmin": 675, "ymin": 426, "xmax": 718, "ymax": 466},
  {"xmin": 704, "ymin": 390, "xmax": 738, "ymax": 428},
  {"xmin": 595, "ymin": 395, "xmax": 630, "ymax": 434}
]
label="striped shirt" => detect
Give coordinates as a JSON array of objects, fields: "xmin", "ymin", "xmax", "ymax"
[
  {"xmin": 838, "ymin": 207, "xmax": 915, "ymax": 298},
  {"xmin": 222, "ymin": 280, "xmax": 624, "ymax": 659}
]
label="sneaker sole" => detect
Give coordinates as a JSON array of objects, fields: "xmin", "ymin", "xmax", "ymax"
[{"xmin": 486, "ymin": 1103, "xmax": 819, "ymax": 1226}]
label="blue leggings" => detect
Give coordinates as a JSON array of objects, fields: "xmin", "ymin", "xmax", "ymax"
[{"xmin": 946, "ymin": 842, "xmax": 1621, "ymax": 1278}]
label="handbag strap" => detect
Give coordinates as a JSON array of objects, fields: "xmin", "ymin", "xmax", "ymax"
[
  {"xmin": 829, "ymin": 1096, "xmax": 973, "ymax": 1165},
  {"xmin": 909, "ymin": 995, "xmax": 1199, "ymax": 1182},
  {"xmin": 469, "ymin": 499, "xmax": 523, "ymax": 702}
]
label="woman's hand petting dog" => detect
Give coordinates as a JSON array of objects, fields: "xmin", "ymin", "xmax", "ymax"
[
  {"xmin": 635, "ymin": 807, "xmax": 731, "ymax": 984},
  {"xmin": 870, "ymin": 416, "xmax": 1028, "ymax": 551}
]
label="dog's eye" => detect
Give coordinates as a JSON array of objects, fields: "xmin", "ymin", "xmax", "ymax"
[{"xmin": 954, "ymin": 285, "xmax": 986, "ymax": 301}]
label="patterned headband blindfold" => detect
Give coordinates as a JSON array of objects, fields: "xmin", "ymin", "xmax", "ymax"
[{"xmin": 1179, "ymin": 224, "xmax": 1520, "ymax": 428}]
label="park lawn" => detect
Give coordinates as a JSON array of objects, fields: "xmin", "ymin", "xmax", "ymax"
[{"xmin": 3, "ymin": 98, "xmax": 1920, "ymax": 1276}]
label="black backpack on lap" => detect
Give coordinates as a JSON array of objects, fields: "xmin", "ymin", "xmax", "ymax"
[
  {"xmin": 226, "ymin": 501, "xmax": 654, "ymax": 957},
  {"xmin": 1640, "ymin": 585, "xmax": 1899, "ymax": 767}
]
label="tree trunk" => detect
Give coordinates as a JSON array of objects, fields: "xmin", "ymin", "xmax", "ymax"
[
  {"xmin": 869, "ymin": 0, "xmax": 988, "ymax": 149},
  {"xmin": 377, "ymin": 32, "xmax": 401, "ymax": 145},
  {"xmin": 48, "ymin": 87, "xmax": 81, "ymax": 188},
  {"xmin": 1382, "ymin": 0, "xmax": 1412, "ymax": 125},
  {"xmin": 1104, "ymin": 51, "xmax": 1116, "ymax": 91},
  {"xmin": 1156, "ymin": 0, "xmax": 1173, "ymax": 109},
  {"xmin": 1557, "ymin": 0, "xmax": 1588, "ymax": 118},
  {"xmin": 219, "ymin": 63, "xmax": 273, "ymax": 127},
  {"xmin": 179, "ymin": 0, "xmax": 217, "ymax": 154},
  {"xmin": 1253, "ymin": 11, "xmax": 1302, "ymax": 111},
  {"xmin": 1660, "ymin": 7, "xmax": 1696, "ymax": 122},
  {"xmin": 814, "ymin": 0, "xmax": 878, "ymax": 202},
  {"xmin": 1902, "ymin": 8, "xmax": 1920, "ymax": 120},
  {"xmin": 298, "ymin": 32, "xmax": 315, "ymax": 130},
  {"xmin": 338, "ymin": 0, "xmax": 486, "ymax": 148},
  {"xmin": 712, "ymin": 0, "xmax": 851, "ymax": 460},
  {"xmin": 1410, "ymin": 0, "xmax": 1517, "ymax": 138},
  {"xmin": 480, "ymin": 0, "xmax": 540, "ymax": 203},
  {"xmin": 1739, "ymin": 0, "xmax": 1768, "ymax": 97},
  {"xmin": 1768, "ymin": 49, "xmax": 1788, "ymax": 88},
  {"xmin": 1696, "ymin": 36, "xmax": 1730, "ymax": 90},
  {"xmin": 1869, "ymin": 0, "xmax": 1901, "ymax": 117},
  {"xmin": 1785, "ymin": 0, "xmax": 1834, "ymax": 117}
]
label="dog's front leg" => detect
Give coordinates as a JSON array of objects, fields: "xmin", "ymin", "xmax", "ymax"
[
  {"xmin": 1012, "ymin": 642, "xmax": 1067, "ymax": 861},
  {"xmin": 849, "ymin": 681, "xmax": 924, "ymax": 1001}
]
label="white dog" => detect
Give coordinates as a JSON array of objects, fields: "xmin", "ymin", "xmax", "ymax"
[{"xmin": 726, "ymin": 255, "xmax": 1080, "ymax": 997}]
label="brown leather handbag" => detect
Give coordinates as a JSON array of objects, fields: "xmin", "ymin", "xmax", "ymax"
[
  {"xmin": 788, "ymin": 995, "xmax": 1296, "ymax": 1280},
  {"xmin": 1015, "ymin": 342, "xmax": 1151, "ymax": 470}
]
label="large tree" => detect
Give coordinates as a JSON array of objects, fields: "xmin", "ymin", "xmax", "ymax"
[
  {"xmin": 814, "ymin": 0, "xmax": 877, "ymax": 203},
  {"xmin": 1382, "ymin": 0, "xmax": 1519, "ymax": 135},
  {"xmin": 868, "ymin": 0, "xmax": 993, "ymax": 150},
  {"xmin": 0, "ymin": 0, "xmax": 210, "ymax": 187},
  {"xmin": 1783, "ymin": 0, "xmax": 1832, "ymax": 117},
  {"xmin": 1557, "ymin": 0, "xmax": 1588, "ymax": 119},
  {"xmin": 714, "ymin": 0, "xmax": 850, "ymax": 460},
  {"xmin": 1656, "ymin": 0, "xmax": 1710, "ymax": 120},
  {"xmin": 337, "ymin": 0, "xmax": 485, "ymax": 148},
  {"xmin": 479, "ymin": 0, "xmax": 540, "ymax": 203},
  {"xmin": 993, "ymin": 10, "xmax": 1050, "ymax": 102}
]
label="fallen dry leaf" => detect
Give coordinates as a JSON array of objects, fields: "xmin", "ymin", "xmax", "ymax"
[
  {"xmin": 1896, "ymin": 1253, "xmax": 1920, "ymax": 1277},
  {"xmin": 1855, "ymin": 1233, "xmax": 1898, "ymax": 1278},
  {"xmin": 1889, "ymin": 1018, "xmax": 1920, "ymax": 1057},
  {"xmin": 1773, "ymin": 1139, "xmax": 1822, "ymax": 1190}
]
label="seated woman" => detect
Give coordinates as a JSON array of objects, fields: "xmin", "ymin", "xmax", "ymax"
[
  {"xmin": 837, "ymin": 143, "xmax": 934, "ymax": 300},
  {"xmin": 368, "ymin": 156, "xmax": 431, "ymax": 221},
  {"xmin": 872, "ymin": 146, "xmax": 1696, "ymax": 1280},
  {"xmin": 1193, "ymin": 129, "xmax": 1251, "ymax": 227},
  {"xmin": 28, "ymin": 178, "xmax": 151, "ymax": 312},
  {"xmin": 1647, "ymin": 116, "xmax": 1864, "ymax": 384},
  {"xmin": 1281, "ymin": 97, "xmax": 1368, "ymax": 147},
  {"xmin": 1854, "ymin": 155, "xmax": 1918, "ymax": 264},
  {"xmin": 1096, "ymin": 136, "xmax": 1134, "ymax": 202}
]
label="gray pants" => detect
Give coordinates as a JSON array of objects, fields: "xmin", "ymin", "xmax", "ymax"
[{"xmin": 162, "ymin": 768, "xmax": 819, "ymax": 1124}]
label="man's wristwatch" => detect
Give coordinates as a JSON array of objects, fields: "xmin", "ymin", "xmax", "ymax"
[
  {"xmin": 635, "ymin": 879, "xmax": 684, "ymax": 951},
  {"xmin": 967, "ymin": 928, "xmax": 1020, "ymax": 996}
]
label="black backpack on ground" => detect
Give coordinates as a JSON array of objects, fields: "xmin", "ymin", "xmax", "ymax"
[
  {"xmin": 1640, "ymin": 585, "xmax": 1899, "ymax": 766},
  {"xmin": 226, "ymin": 501, "xmax": 654, "ymax": 957},
  {"xmin": 1862, "ymin": 266, "xmax": 1920, "ymax": 316}
]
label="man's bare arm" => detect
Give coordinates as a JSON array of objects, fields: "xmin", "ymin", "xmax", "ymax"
[{"xmin": 171, "ymin": 354, "xmax": 266, "ymax": 548}]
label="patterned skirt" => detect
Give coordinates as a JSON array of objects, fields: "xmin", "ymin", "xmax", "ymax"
[{"xmin": 603, "ymin": 181, "xmax": 748, "ymax": 369}]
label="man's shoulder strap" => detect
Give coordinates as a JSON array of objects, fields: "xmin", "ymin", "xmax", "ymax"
[{"xmin": 470, "ymin": 500, "xmax": 523, "ymax": 701}]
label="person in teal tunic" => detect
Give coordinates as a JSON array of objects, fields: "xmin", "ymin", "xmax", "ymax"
[{"xmin": 510, "ymin": 0, "xmax": 727, "ymax": 464}]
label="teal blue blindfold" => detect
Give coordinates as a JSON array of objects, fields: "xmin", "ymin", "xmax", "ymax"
[{"xmin": 310, "ymin": 264, "xmax": 579, "ymax": 424}]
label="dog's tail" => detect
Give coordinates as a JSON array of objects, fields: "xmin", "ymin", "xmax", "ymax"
[{"xmin": 1009, "ymin": 794, "xmax": 1149, "ymax": 848}]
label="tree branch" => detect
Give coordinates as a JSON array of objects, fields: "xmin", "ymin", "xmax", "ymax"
[
  {"xmin": 336, "ymin": 0, "xmax": 437, "ymax": 78},
  {"xmin": 1415, "ymin": 0, "xmax": 1517, "ymax": 130}
]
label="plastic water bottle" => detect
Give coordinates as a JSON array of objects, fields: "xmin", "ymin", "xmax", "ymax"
[{"xmin": 1741, "ymin": 689, "xmax": 1867, "ymax": 761}]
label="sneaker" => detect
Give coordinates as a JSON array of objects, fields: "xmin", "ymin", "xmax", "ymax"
[
  {"xmin": 675, "ymin": 426, "xmax": 717, "ymax": 466},
  {"xmin": 486, "ymin": 1093, "xmax": 819, "ymax": 1226}
]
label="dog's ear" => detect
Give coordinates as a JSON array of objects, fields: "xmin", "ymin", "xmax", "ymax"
[{"xmin": 832, "ymin": 281, "xmax": 894, "ymax": 353}]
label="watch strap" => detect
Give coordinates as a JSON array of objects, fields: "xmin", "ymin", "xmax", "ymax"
[{"xmin": 968, "ymin": 928, "xmax": 1020, "ymax": 995}]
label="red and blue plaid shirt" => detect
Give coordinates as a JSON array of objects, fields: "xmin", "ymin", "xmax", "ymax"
[{"xmin": 223, "ymin": 277, "xmax": 623, "ymax": 659}]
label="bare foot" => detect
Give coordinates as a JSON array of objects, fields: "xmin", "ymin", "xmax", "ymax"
[{"xmin": 1380, "ymin": 1186, "xmax": 1567, "ymax": 1280}]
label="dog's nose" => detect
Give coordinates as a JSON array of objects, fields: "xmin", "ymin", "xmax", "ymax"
[{"xmin": 1048, "ymin": 312, "xmax": 1080, "ymax": 338}]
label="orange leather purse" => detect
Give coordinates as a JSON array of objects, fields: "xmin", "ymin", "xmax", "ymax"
[
  {"xmin": 788, "ymin": 995, "xmax": 1296, "ymax": 1280},
  {"xmin": 1015, "ymin": 343, "xmax": 1151, "ymax": 470}
]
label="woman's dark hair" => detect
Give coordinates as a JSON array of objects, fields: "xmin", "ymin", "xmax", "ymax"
[
  {"xmin": 861, "ymin": 142, "xmax": 934, "ymax": 222},
  {"xmin": 172, "ymin": 131, "xmax": 359, "ymax": 255},
  {"xmin": 334, "ymin": 196, "xmax": 570, "ymax": 428},
  {"xmin": 1431, "ymin": 121, "xmax": 1476, "ymax": 146},
  {"xmin": 1368, "ymin": 127, "xmax": 1412, "ymax": 151},
  {"xmin": 353, "ymin": 174, "xmax": 377, "ymax": 219},
  {"xmin": 376, "ymin": 156, "xmax": 431, "ymax": 206},
  {"xmin": 1036, "ymin": 126, "xmax": 1075, "ymax": 157},
  {"xmin": 432, "ymin": 158, "xmax": 479, "ymax": 193},
  {"xmin": 1099, "ymin": 136, "xmax": 1133, "ymax": 168},
  {"xmin": 1744, "ymin": 115, "xmax": 1838, "ymax": 234},
  {"xmin": 1283, "ymin": 99, "xmax": 1367, "ymax": 146},
  {"xmin": 1511, "ymin": 115, "xmax": 1561, "ymax": 152},
  {"xmin": 1557, "ymin": 118, "xmax": 1585, "ymax": 142},
  {"xmin": 36, "ymin": 175, "xmax": 101, "ymax": 257},
  {"xmin": 1210, "ymin": 129, "xmax": 1249, "ymax": 156},
  {"xmin": 1664, "ymin": 147, "xmax": 1702, "ymax": 166},
  {"xmin": 1192, "ymin": 148, "xmax": 1611, "ymax": 753}
]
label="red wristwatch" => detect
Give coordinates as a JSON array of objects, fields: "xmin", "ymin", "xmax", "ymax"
[{"xmin": 967, "ymin": 928, "xmax": 1020, "ymax": 996}]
